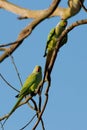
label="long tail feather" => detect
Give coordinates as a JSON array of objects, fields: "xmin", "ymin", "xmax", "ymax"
[{"xmin": 2, "ymin": 96, "xmax": 23, "ymax": 126}]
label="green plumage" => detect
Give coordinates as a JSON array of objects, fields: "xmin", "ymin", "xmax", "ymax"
[
  {"xmin": 44, "ymin": 20, "xmax": 68, "ymax": 81},
  {"xmin": 3, "ymin": 65, "xmax": 42, "ymax": 126},
  {"xmin": 44, "ymin": 19, "xmax": 68, "ymax": 57}
]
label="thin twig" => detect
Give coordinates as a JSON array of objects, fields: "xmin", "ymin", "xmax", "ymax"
[
  {"xmin": 0, "ymin": 73, "xmax": 19, "ymax": 92},
  {"xmin": 38, "ymin": 95, "xmax": 42, "ymax": 112},
  {"xmin": 32, "ymin": 79, "xmax": 51, "ymax": 130},
  {"xmin": 19, "ymin": 113, "xmax": 37, "ymax": 130},
  {"xmin": 0, "ymin": 121, "xmax": 4, "ymax": 130},
  {"xmin": 0, "ymin": 41, "xmax": 18, "ymax": 48},
  {"xmin": 30, "ymin": 96, "xmax": 45, "ymax": 130},
  {"xmin": 28, "ymin": 98, "xmax": 38, "ymax": 110},
  {"xmin": 79, "ymin": 0, "xmax": 87, "ymax": 12},
  {"xmin": 10, "ymin": 55, "xmax": 23, "ymax": 87},
  {"xmin": 18, "ymin": 95, "xmax": 32, "ymax": 107},
  {"xmin": 19, "ymin": 98, "xmax": 39, "ymax": 130},
  {"xmin": 40, "ymin": 118, "xmax": 45, "ymax": 130}
]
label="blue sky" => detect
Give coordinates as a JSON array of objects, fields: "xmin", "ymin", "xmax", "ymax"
[{"xmin": 0, "ymin": 0, "xmax": 87, "ymax": 130}]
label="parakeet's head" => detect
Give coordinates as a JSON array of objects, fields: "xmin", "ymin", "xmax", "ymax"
[
  {"xmin": 57, "ymin": 20, "xmax": 67, "ymax": 27},
  {"xmin": 33, "ymin": 66, "xmax": 42, "ymax": 73}
]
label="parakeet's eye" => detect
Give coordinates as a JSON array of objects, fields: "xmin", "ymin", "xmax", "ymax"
[
  {"xmin": 61, "ymin": 20, "xmax": 67, "ymax": 27},
  {"xmin": 36, "ymin": 66, "xmax": 41, "ymax": 72},
  {"xmin": 64, "ymin": 21, "xmax": 67, "ymax": 26},
  {"xmin": 37, "ymin": 66, "xmax": 41, "ymax": 72},
  {"xmin": 63, "ymin": 20, "xmax": 67, "ymax": 27},
  {"xmin": 33, "ymin": 66, "xmax": 41, "ymax": 73}
]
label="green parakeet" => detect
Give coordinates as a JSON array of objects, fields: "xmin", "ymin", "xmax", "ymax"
[
  {"xmin": 3, "ymin": 65, "xmax": 42, "ymax": 126},
  {"xmin": 44, "ymin": 20, "xmax": 67, "ymax": 80}
]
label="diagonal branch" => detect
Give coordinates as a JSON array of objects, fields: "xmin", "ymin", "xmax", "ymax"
[
  {"xmin": 0, "ymin": 0, "xmax": 85, "ymax": 19},
  {"xmin": 19, "ymin": 114, "xmax": 37, "ymax": 130},
  {"xmin": 0, "ymin": 0, "xmax": 58, "ymax": 18},
  {"xmin": 79, "ymin": 0, "xmax": 87, "ymax": 12},
  {"xmin": 0, "ymin": 0, "xmax": 61, "ymax": 63},
  {"xmin": 0, "ymin": 121, "xmax": 4, "ymax": 130}
]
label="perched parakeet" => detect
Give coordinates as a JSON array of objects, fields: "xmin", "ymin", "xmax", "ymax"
[
  {"xmin": 43, "ymin": 20, "xmax": 67, "ymax": 81},
  {"xmin": 3, "ymin": 65, "xmax": 42, "ymax": 126}
]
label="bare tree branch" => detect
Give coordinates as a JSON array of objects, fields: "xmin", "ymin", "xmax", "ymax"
[
  {"xmin": 0, "ymin": 114, "xmax": 9, "ymax": 122},
  {"xmin": 0, "ymin": 47, "xmax": 7, "ymax": 51},
  {"xmin": 0, "ymin": 121, "xmax": 4, "ymax": 130},
  {"xmin": 0, "ymin": 0, "xmax": 85, "ymax": 19},
  {"xmin": 0, "ymin": 0, "xmax": 61, "ymax": 63},
  {"xmin": 0, "ymin": 41, "xmax": 19, "ymax": 48},
  {"xmin": 19, "ymin": 114, "xmax": 37, "ymax": 130},
  {"xmin": 32, "ymin": 79, "xmax": 51, "ymax": 130},
  {"xmin": 79, "ymin": 0, "xmax": 87, "ymax": 12}
]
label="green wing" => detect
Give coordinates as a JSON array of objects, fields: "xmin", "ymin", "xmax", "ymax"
[
  {"xmin": 44, "ymin": 28, "xmax": 55, "ymax": 57},
  {"xmin": 47, "ymin": 28, "xmax": 55, "ymax": 43},
  {"xmin": 19, "ymin": 73, "xmax": 38, "ymax": 96}
]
